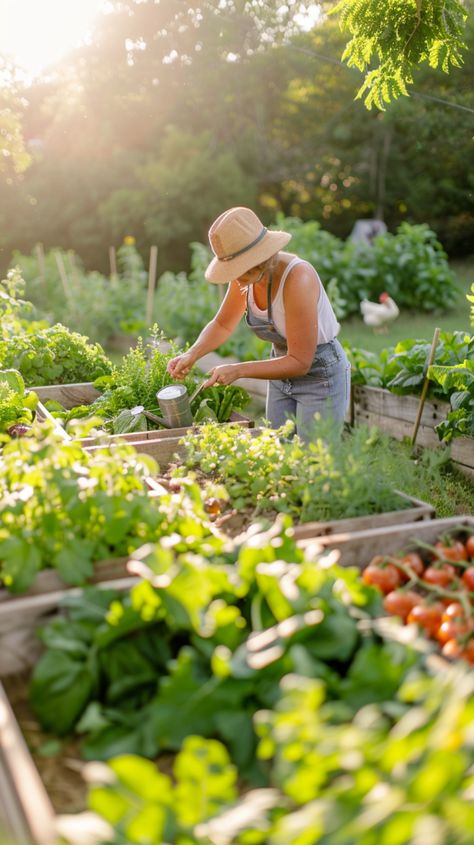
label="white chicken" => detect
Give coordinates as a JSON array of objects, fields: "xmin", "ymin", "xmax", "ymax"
[{"xmin": 360, "ymin": 292, "xmax": 399, "ymax": 333}]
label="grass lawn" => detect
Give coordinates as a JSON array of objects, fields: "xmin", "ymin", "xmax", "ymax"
[{"xmin": 338, "ymin": 256, "xmax": 473, "ymax": 353}]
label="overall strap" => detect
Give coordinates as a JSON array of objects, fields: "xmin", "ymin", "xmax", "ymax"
[
  {"xmin": 266, "ymin": 269, "xmax": 274, "ymax": 322},
  {"xmin": 246, "ymin": 269, "xmax": 274, "ymax": 320}
]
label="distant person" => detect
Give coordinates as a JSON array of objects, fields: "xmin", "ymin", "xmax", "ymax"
[{"xmin": 167, "ymin": 207, "xmax": 350, "ymax": 441}]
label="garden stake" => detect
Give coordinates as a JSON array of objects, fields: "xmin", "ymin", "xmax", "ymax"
[
  {"xmin": 146, "ymin": 244, "xmax": 158, "ymax": 326},
  {"xmin": 410, "ymin": 326, "xmax": 440, "ymax": 448},
  {"xmin": 109, "ymin": 245, "xmax": 117, "ymax": 278}
]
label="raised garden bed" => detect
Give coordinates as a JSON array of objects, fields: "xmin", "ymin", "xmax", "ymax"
[
  {"xmin": 297, "ymin": 514, "xmax": 474, "ymax": 566},
  {"xmin": 0, "ymin": 577, "xmax": 137, "ymax": 845},
  {"xmin": 291, "ymin": 490, "xmax": 435, "ymax": 541},
  {"xmin": 0, "ymin": 475, "xmax": 170, "ymax": 643},
  {"xmin": 351, "ymin": 384, "xmax": 474, "ymax": 478},
  {"xmin": 1, "ymin": 515, "xmax": 473, "ymax": 845},
  {"xmin": 33, "ymin": 382, "xmax": 254, "ymax": 459}
]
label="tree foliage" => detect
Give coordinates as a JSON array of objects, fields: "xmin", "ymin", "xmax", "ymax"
[
  {"xmin": 330, "ymin": 0, "xmax": 468, "ymax": 109},
  {"xmin": 0, "ymin": 0, "xmax": 472, "ymax": 274},
  {"xmin": 0, "ymin": 60, "xmax": 31, "ymax": 179}
]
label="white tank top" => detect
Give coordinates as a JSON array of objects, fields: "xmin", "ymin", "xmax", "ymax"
[{"xmin": 248, "ymin": 257, "xmax": 340, "ymax": 344}]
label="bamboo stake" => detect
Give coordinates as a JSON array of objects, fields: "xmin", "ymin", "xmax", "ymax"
[
  {"xmin": 35, "ymin": 242, "xmax": 47, "ymax": 295},
  {"xmin": 410, "ymin": 326, "xmax": 440, "ymax": 447},
  {"xmin": 67, "ymin": 250, "xmax": 81, "ymax": 289},
  {"xmin": 35, "ymin": 242, "xmax": 46, "ymax": 279},
  {"xmin": 146, "ymin": 245, "xmax": 158, "ymax": 326},
  {"xmin": 54, "ymin": 251, "xmax": 76, "ymax": 316},
  {"xmin": 109, "ymin": 245, "xmax": 117, "ymax": 278}
]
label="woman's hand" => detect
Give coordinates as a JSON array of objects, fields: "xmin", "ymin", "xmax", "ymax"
[
  {"xmin": 166, "ymin": 351, "xmax": 195, "ymax": 379},
  {"xmin": 203, "ymin": 363, "xmax": 241, "ymax": 388}
]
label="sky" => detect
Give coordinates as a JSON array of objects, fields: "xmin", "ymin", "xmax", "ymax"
[{"xmin": 0, "ymin": 0, "xmax": 108, "ymax": 81}]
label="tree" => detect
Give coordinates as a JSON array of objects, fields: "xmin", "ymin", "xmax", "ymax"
[
  {"xmin": 0, "ymin": 59, "xmax": 31, "ymax": 180},
  {"xmin": 328, "ymin": 0, "xmax": 469, "ymax": 109}
]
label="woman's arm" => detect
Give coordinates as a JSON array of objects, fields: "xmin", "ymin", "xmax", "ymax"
[
  {"xmin": 205, "ymin": 265, "xmax": 319, "ymax": 385},
  {"xmin": 188, "ymin": 281, "xmax": 247, "ymax": 359},
  {"xmin": 167, "ymin": 281, "xmax": 246, "ymax": 378}
]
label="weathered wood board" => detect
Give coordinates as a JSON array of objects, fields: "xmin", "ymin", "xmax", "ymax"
[
  {"xmin": 32, "ymin": 383, "xmax": 100, "ymax": 410},
  {"xmin": 32, "ymin": 383, "xmax": 254, "ymax": 451},
  {"xmin": 352, "ymin": 385, "xmax": 474, "ymax": 477},
  {"xmin": 297, "ymin": 514, "xmax": 474, "ymax": 568},
  {"xmin": 292, "ymin": 491, "xmax": 435, "ymax": 541},
  {"xmin": 0, "ymin": 479, "xmax": 166, "ymax": 621},
  {"xmin": 0, "ymin": 577, "xmax": 137, "ymax": 845}
]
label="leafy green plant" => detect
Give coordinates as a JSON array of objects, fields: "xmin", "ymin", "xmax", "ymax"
[
  {"xmin": 178, "ymin": 420, "xmax": 425, "ymax": 524},
  {"xmin": 0, "ymin": 424, "xmax": 221, "ymax": 592},
  {"xmin": 0, "ymin": 368, "xmax": 38, "ymax": 434},
  {"xmin": 349, "ymin": 331, "xmax": 473, "ymax": 397},
  {"xmin": 429, "ymin": 359, "xmax": 474, "ymax": 442},
  {"xmin": 348, "ymin": 330, "xmax": 474, "ymax": 444},
  {"xmin": 30, "ymin": 517, "xmax": 408, "ymax": 771},
  {"xmin": 49, "ymin": 332, "xmax": 249, "ymax": 432},
  {"xmin": 469, "ymin": 282, "xmax": 474, "ymax": 328},
  {"xmin": 86, "ymin": 737, "xmax": 239, "ymax": 843},
  {"xmin": 85, "ymin": 660, "xmax": 474, "ymax": 845},
  {"xmin": 257, "ymin": 665, "xmax": 474, "ymax": 844},
  {"xmin": 0, "ymin": 323, "xmax": 112, "ymax": 386},
  {"xmin": 11, "ymin": 241, "xmax": 148, "ymax": 341},
  {"xmin": 0, "ymin": 268, "xmax": 47, "ymax": 338},
  {"xmin": 276, "ymin": 216, "xmax": 459, "ymax": 317}
]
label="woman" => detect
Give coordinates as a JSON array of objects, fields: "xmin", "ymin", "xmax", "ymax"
[{"xmin": 167, "ymin": 206, "xmax": 350, "ymax": 441}]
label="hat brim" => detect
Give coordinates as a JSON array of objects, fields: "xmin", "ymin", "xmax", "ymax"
[{"xmin": 205, "ymin": 230, "xmax": 292, "ymax": 284}]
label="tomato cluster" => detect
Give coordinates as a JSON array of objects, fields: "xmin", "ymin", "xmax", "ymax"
[{"xmin": 362, "ymin": 533, "xmax": 474, "ymax": 664}]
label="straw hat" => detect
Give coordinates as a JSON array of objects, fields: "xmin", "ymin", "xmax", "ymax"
[{"xmin": 205, "ymin": 207, "xmax": 292, "ymax": 284}]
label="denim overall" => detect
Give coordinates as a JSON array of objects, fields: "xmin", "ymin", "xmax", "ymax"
[{"xmin": 246, "ymin": 270, "xmax": 350, "ymax": 442}]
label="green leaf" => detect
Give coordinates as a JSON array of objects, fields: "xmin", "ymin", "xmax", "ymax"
[{"xmin": 30, "ymin": 650, "xmax": 96, "ymax": 735}]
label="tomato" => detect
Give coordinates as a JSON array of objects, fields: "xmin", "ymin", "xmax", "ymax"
[
  {"xmin": 362, "ymin": 562, "xmax": 401, "ymax": 594},
  {"xmin": 442, "ymin": 602, "xmax": 468, "ymax": 624},
  {"xmin": 423, "ymin": 564, "xmax": 458, "ymax": 589},
  {"xmin": 441, "ymin": 638, "xmax": 463, "ymax": 659},
  {"xmin": 204, "ymin": 497, "xmax": 221, "ymax": 516},
  {"xmin": 434, "ymin": 540, "xmax": 468, "ymax": 563},
  {"xmin": 436, "ymin": 620, "xmax": 473, "ymax": 645},
  {"xmin": 461, "ymin": 567, "xmax": 474, "ymax": 591},
  {"xmin": 460, "ymin": 638, "xmax": 474, "ymax": 664},
  {"xmin": 407, "ymin": 602, "xmax": 445, "ymax": 637},
  {"xmin": 465, "ymin": 535, "xmax": 474, "ymax": 559},
  {"xmin": 394, "ymin": 552, "xmax": 425, "ymax": 581},
  {"xmin": 383, "ymin": 590, "xmax": 420, "ymax": 621}
]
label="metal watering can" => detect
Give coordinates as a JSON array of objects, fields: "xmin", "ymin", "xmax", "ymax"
[{"xmin": 140, "ymin": 381, "xmax": 207, "ymax": 430}]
